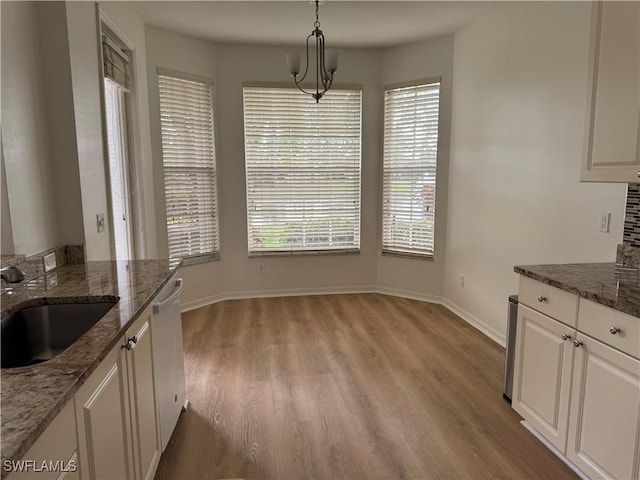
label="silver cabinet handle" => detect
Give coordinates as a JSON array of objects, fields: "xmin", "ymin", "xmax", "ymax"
[
  {"xmin": 574, "ymin": 340, "xmax": 583, "ymax": 348},
  {"xmin": 538, "ymin": 296, "xmax": 547, "ymax": 303},
  {"xmin": 561, "ymin": 334, "xmax": 571, "ymax": 341},
  {"xmin": 609, "ymin": 326, "xmax": 621, "ymax": 335},
  {"xmin": 122, "ymin": 336, "xmax": 138, "ymax": 351}
]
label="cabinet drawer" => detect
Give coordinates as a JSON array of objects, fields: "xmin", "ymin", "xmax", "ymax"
[
  {"xmin": 519, "ymin": 276, "xmax": 578, "ymax": 327},
  {"xmin": 578, "ymin": 298, "xmax": 639, "ymax": 359}
]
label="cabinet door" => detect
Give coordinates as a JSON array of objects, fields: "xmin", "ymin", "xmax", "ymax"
[
  {"xmin": 582, "ymin": 1, "xmax": 640, "ymax": 183},
  {"xmin": 567, "ymin": 333, "xmax": 640, "ymax": 480},
  {"xmin": 74, "ymin": 342, "xmax": 134, "ymax": 479},
  {"xmin": 125, "ymin": 308, "xmax": 161, "ymax": 480},
  {"xmin": 8, "ymin": 401, "xmax": 78, "ymax": 480},
  {"xmin": 513, "ymin": 305, "xmax": 575, "ymax": 452}
]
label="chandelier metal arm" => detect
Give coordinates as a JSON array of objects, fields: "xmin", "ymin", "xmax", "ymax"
[
  {"xmin": 292, "ymin": 33, "xmax": 314, "ymax": 95},
  {"xmin": 289, "ymin": 0, "xmax": 337, "ymax": 103}
]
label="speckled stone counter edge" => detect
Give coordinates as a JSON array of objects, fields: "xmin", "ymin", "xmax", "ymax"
[{"xmin": 514, "ymin": 263, "xmax": 639, "ymax": 317}]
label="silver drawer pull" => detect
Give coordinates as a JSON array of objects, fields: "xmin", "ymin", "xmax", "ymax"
[
  {"xmin": 573, "ymin": 340, "xmax": 583, "ymax": 348},
  {"xmin": 122, "ymin": 336, "xmax": 138, "ymax": 351},
  {"xmin": 537, "ymin": 296, "xmax": 547, "ymax": 303},
  {"xmin": 609, "ymin": 326, "xmax": 621, "ymax": 335},
  {"xmin": 561, "ymin": 334, "xmax": 571, "ymax": 341}
]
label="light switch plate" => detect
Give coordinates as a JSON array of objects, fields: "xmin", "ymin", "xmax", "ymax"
[
  {"xmin": 599, "ymin": 212, "xmax": 611, "ymax": 233},
  {"xmin": 44, "ymin": 252, "xmax": 57, "ymax": 273},
  {"xmin": 96, "ymin": 213, "xmax": 105, "ymax": 233}
]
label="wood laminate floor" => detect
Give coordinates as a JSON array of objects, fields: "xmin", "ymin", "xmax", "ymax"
[{"xmin": 155, "ymin": 294, "xmax": 576, "ymax": 480}]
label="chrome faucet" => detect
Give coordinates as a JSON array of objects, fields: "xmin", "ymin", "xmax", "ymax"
[{"xmin": 1, "ymin": 266, "xmax": 25, "ymax": 283}]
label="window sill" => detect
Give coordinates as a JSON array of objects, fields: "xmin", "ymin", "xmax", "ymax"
[
  {"xmin": 249, "ymin": 248, "xmax": 360, "ymax": 258},
  {"xmin": 381, "ymin": 250, "xmax": 434, "ymax": 261}
]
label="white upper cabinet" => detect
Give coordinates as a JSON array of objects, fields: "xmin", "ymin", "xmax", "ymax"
[{"xmin": 582, "ymin": 1, "xmax": 640, "ymax": 183}]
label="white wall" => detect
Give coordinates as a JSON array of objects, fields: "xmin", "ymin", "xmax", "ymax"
[
  {"xmin": 145, "ymin": 26, "xmax": 382, "ymax": 308},
  {"xmin": 1, "ymin": 1, "xmax": 154, "ymax": 261},
  {"xmin": 65, "ymin": 2, "xmax": 112, "ymax": 261},
  {"xmin": 38, "ymin": 1, "xmax": 85, "ymax": 249},
  {"xmin": 1, "ymin": 1, "xmax": 59, "ymax": 256},
  {"xmin": 48, "ymin": 1, "xmax": 158, "ymax": 261},
  {"xmin": 1, "ymin": 141, "xmax": 15, "ymax": 255},
  {"xmin": 377, "ymin": 35, "xmax": 454, "ymax": 300},
  {"xmin": 444, "ymin": 2, "xmax": 628, "ymax": 342}
]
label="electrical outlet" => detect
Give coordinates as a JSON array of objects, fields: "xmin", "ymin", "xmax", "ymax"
[
  {"xmin": 258, "ymin": 263, "xmax": 265, "ymax": 274},
  {"xmin": 96, "ymin": 213, "xmax": 105, "ymax": 233},
  {"xmin": 459, "ymin": 274, "xmax": 465, "ymax": 287},
  {"xmin": 43, "ymin": 252, "xmax": 57, "ymax": 273},
  {"xmin": 599, "ymin": 212, "xmax": 611, "ymax": 233}
]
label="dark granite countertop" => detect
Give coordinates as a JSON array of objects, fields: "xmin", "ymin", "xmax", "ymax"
[
  {"xmin": 0, "ymin": 259, "xmax": 181, "ymax": 473},
  {"xmin": 514, "ymin": 263, "xmax": 640, "ymax": 318}
]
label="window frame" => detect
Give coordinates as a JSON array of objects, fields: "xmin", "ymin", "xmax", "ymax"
[
  {"xmin": 97, "ymin": 16, "xmax": 140, "ymax": 262},
  {"xmin": 381, "ymin": 78, "xmax": 441, "ymax": 260},
  {"xmin": 242, "ymin": 83, "xmax": 363, "ymax": 257},
  {"xmin": 157, "ymin": 67, "xmax": 221, "ymax": 265}
]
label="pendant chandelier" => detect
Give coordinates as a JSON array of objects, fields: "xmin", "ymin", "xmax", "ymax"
[{"xmin": 286, "ymin": 0, "xmax": 339, "ymax": 103}]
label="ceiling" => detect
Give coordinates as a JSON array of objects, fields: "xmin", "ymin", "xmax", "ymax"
[{"xmin": 133, "ymin": 1, "xmax": 489, "ymax": 48}]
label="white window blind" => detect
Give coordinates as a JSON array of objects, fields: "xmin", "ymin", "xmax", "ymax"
[
  {"xmin": 382, "ymin": 81, "xmax": 440, "ymax": 257},
  {"xmin": 102, "ymin": 35, "xmax": 130, "ymax": 91},
  {"xmin": 158, "ymin": 71, "xmax": 220, "ymax": 262},
  {"xmin": 243, "ymin": 86, "xmax": 362, "ymax": 254}
]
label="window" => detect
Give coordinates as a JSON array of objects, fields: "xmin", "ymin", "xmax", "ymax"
[
  {"xmin": 158, "ymin": 70, "xmax": 220, "ymax": 262},
  {"xmin": 243, "ymin": 86, "xmax": 362, "ymax": 254},
  {"xmin": 382, "ymin": 80, "xmax": 440, "ymax": 257},
  {"xmin": 101, "ymin": 30, "xmax": 134, "ymax": 261}
]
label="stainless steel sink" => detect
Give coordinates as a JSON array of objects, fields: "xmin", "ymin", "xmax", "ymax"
[{"xmin": 1, "ymin": 301, "xmax": 118, "ymax": 369}]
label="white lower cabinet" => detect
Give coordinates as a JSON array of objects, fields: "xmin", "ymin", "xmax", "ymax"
[
  {"xmin": 8, "ymin": 401, "xmax": 79, "ymax": 480},
  {"xmin": 125, "ymin": 309, "xmax": 161, "ymax": 480},
  {"xmin": 515, "ymin": 277, "xmax": 640, "ymax": 480},
  {"xmin": 567, "ymin": 333, "xmax": 640, "ymax": 480},
  {"xmin": 74, "ymin": 339, "xmax": 133, "ymax": 479},
  {"xmin": 513, "ymin": 304, "xmax": 574, "ymax": 451},
  {"xmin": 74, "ymin": 306, "xmax": 160, "ymax": 480}
]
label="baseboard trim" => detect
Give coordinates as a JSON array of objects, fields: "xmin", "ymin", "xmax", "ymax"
[
  {"xmin": 181, "ymin": 285, "xmax": 377, "ymax": 312},
  {"xmin": 181, "ymin": 286, "xmax": 506, "ymax": 348},
  {"xmin": 181, "ymin": 293, "xmax": 227, "ymax": 312},
  {"xmin": 520, "ymin": 421, "xmax": 589, "ymax": 480},
  {"xmin": 374, "ymin": 286, "xmax": 443, "ymax": 305},
  {"xmin": 440, "ymin": 298, "xmax": 506, "ymax": 346}
]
